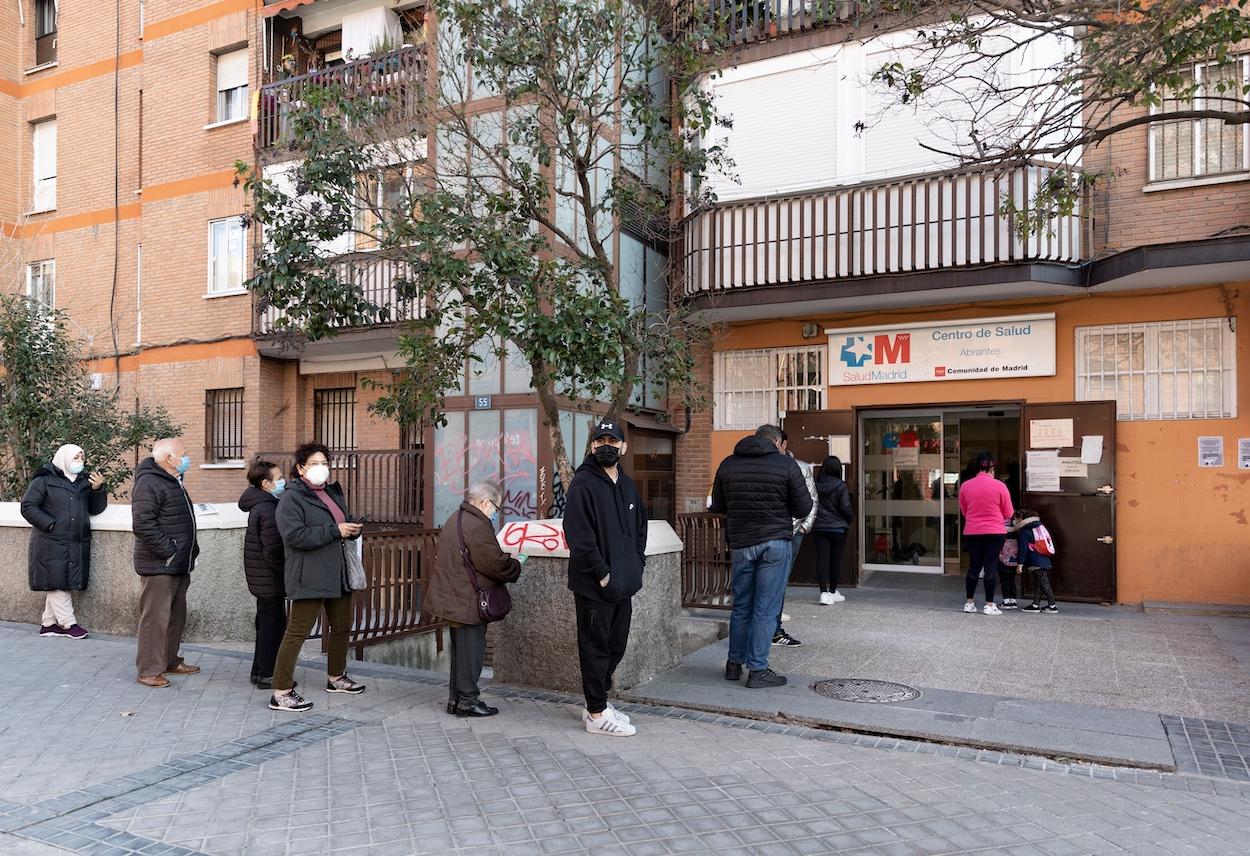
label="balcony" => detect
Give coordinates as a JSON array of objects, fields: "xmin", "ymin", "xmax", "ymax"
[
  {"xmin": 680, "ymin": 162, "xmax": 1091, "ymax": 314},
  {"xmin": 257, "ymin": 44, "xmax": 427, "ymax": 156},
  {"xmin": 676, "ymin": 0, "xmax": 854, "ymax": 48},
  {"xmin": 254, "ymin": 252, "xmax": 422, "ymax": 338}
]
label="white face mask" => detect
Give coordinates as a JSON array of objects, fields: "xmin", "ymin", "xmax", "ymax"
[{"xmin": 305, "ymin": 463, "xmax": 330, "ymax": 486}]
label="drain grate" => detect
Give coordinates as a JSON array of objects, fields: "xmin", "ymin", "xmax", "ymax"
[{"xmin": 812, "ymin": 678, "xmax": 921, "ymax": 704}]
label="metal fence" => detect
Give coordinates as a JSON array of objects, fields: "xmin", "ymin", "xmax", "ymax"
[
  {"xmin": 255, "ymin": 449, "xmax": 424, "ymax": 526},
  {"xmin": 677, "ymin": 513, "xmax": 733, "ymax": 609},
  {"xmin": 347, "ymin": 527, "xmax": 445, "ymax": 660},
  {"xmin": 676, "ymin": 0, "xmax": 855, "ymax": 47}
]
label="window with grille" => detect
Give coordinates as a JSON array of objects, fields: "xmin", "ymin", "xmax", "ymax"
[
  {"xmin": 1150, "ymin": 57, "xmax": 1249, "ymax": 183},
  {"xmin": 215, "ymin": 48, "xmax": 248, "ymax": 123},
  {"xmin": 26, "ymin": 259, "xmax": 54, "ymax": 312},
  {"xmin": 205, "ymin": 388, "xmax": 245, "ymax": 462},
  {"xmin": 714, "ymin": 346, "xmax": 825, "ymax": 430},
  {"xmin": 1076, "ymin": 319, "xmax": 1237, "ymax": 420},
  {"xmin": 314, "ymin": 387, "xmax": 357, "ymax": 450}
]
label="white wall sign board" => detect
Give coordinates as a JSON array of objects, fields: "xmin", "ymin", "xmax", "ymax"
[
  {"xmin": 1198, "ymin": 437, "xmax": 1225, "ymax": 468},
  {"xmin": 1058, "ymin": 458, "xmax": 1087, "ymax": 478},
  {"xmin": 1030, "ymin": 418, "xmax": 1074, "ymax": 448},
  {"xmin": 826, "ymin": 314, "xmax": 1056, "ymax": 386},
  {"xmin": 1239, "ymin": 438, "xmax": 1250, "ymax": 470}
]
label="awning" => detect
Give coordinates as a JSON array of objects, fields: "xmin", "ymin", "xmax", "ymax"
[
  {"xmin": 623, "ymin": 412, "xmax": 683, "ymax": 435},
  {"xmin": 262, "ymin": 0, "xmax": 317, "ymax": 18}
]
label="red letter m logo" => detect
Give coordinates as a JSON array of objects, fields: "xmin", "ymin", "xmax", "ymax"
[{"xmin": 874, "ymin": 333, "xmax": 911, "ymax": 365}]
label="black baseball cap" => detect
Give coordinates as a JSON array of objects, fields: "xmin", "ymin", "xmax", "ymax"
[{"xmin": 591, "ymin": 420, "xmax": 625, "ymax": 442}]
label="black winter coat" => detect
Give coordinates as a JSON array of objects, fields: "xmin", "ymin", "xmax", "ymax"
[
  {"xmin": 710, "ymin": 436, "xmax": 813, "ymax": 550},
  {"xmin": 21, "ymin": 464, "xmax": 108, "ymax": 591},
  {"xmin": 564, "ymin": 457, "xmax": 648, "ymax": 603},
  {"xmin": 275, "ymin": 479, "xmax": 356, "ymax": 600},
  {"xmin": 814, "ymin": 474, "xmax": 854, "ymax": 532},
  {"xmin": 132, "ymin": 457, "xmax": 200, "ymax": 576},
  {"xmin": 239, "ymin": 485, "xmax": 285, "ymax": 598}
]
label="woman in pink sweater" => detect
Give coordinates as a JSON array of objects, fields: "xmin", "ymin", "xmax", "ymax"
[{"xmin": 957, "ymin": 452, "xmax": 1014, "ymax": 615}]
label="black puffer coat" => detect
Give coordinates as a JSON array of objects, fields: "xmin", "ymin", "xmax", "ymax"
[
  {"xmin": 276, "ymin": 478, "xmax": 355, "ymax": 600},
  {"xmin": 131, "ymin": 457, "xmax": 200, "ymax": 576},
  {"xmin": 239, "ymin": 485, "xmax": 285, "ymax": 598},
  {"xmin": 21, "ymin": 464, "xmax": 108, "ymax": 591},
  {"xmin": 710, "ymin": 436, "xmax": 813, "ymax": 550},
  {"xmin": 814, "ymin": 474, "xmax": 854, "ymax": 532}
]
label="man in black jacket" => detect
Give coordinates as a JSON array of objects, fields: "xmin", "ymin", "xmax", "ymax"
[
  {"xmin": 710, "ymin": 424, "xmax": 813, "ymax": 688},
  {"xmin": 564, "ymin": 420, "xmax": 647, "ymax": 737},
  {"xmin": 132, "ymin": 438, "xmax": 201, "ymax": 688}
]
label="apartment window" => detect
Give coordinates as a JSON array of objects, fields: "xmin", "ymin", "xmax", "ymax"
[
  {"xmin": 714, "ymin": 346, "xmax": 825, "ymax": 430},
  {"xmin": 31, "ymin": 119, "xmax": 56, "ymax": 212},
  {"xmin": 1076, "ymin": 319, "xmax": 1237, "ymax": 420},
  {"xmin": 204, "ymin": 388, "xmax": 245, "ymax": 462},
  {"xmin": 208, "ymin": 217, "xmax": 246, "ymax": 294},
  {"xmin": 215, "ymin": 48, "xmax": 249, "ymax": 124},
  {"xmin": 26, "ymin": 259, "xmax": 54, "ymax": 311},
  {"xmin": 34, "ymin": 0, "xmax": 56, "ymax": 65},
  {"xmin": 314, "ymin": 387, "xmax": 357, "ymax": 451},
  {"xmin": 1150, "ymin": 57, "xmax": 1249, "ymax": 182}
]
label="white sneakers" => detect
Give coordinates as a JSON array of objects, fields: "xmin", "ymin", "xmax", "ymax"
[
  {"xmin": 818, "ymin": 592, "xmax": 833, "ymax": 605},
  {"xmin": 830, "ymin": 591, "xmax": 846, "ymax": 603},
  {"xmin": 584, "ymin": 707, "xmax": 636, "ymax": 736},
  {"xmin": 963, "ymin": 602, "xmax": 977, "ymax": 613},
  {"xmin": 983, "ymin": 603, "xmax": 1002, "ymax": 615}
]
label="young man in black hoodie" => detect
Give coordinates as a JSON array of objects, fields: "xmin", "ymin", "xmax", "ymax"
[{"xmin": 564, "ymin": 420, "xmax": 648, "ymax": 736}]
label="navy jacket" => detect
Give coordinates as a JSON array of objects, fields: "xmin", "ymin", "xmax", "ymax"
[
  {"xmin": 710, "ymin": 436, "xmax": 813, "ymax": 550},
  {"xmin": 564, "ymin": 456, "xmax": 648, "ymax": 603},
  {"xmin": 1016, "ymin": 517, "xmax": 1053, "ymax": 570}
]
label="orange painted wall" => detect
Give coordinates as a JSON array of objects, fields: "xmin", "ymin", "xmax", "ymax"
[{"xmin": 701, "ymin": 284, "xmax": 1250, "ymax": 606}]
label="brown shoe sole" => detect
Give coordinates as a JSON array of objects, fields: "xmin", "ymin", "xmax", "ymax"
[
  {"xmin": 164, "ymin": 664, "xmax": 200, "ymax": 675},
  {"xmin": 137, "ymin": 676, "xmax": 170, "ymax": 688}
]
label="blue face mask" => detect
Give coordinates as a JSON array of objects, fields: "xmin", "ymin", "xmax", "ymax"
[
  {"xmin": 68, "ymin": 461, "xmax": 85, "ymax": 475},
  {"xmin": 176, "ymin": 454, "xmax": 191, "ymax": 474},
  {"xmin": 271, "ymin": 479, "xmax": 286, "ymax": 496},
  {"xmin": 489, "ymin": 511, "xmax": 499, "ymax": 526}
]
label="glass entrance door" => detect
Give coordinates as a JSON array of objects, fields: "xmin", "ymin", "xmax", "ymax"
[{"xmin": 861, "ymin": 413, "xmax": 944, "ymax": 573}]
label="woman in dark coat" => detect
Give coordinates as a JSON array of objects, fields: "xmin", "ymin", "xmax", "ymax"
[
  {"xmin": 812, "ymin": 456, "xmax": 853, "ymax": 605},
  {"xmin": 269, "ymin": 443, "xmax": 365, "ymax": 713},
  {"xmin": 426, "ymin": 481, "xmax": 524, "ymax": 717},
  {"xmin": 21, "ymin": 444, "xmax": 108, "ymax": 639},
  {"xmin": 238, "ymin": 459, "xmax": 287, "ymax": 689}
]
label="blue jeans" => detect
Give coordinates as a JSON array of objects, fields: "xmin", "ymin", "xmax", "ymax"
[
  {"xmin": 728, "ymin": 539, "xmax": 793, "ymax": 672},
  {"xmin": 775, "ymin": 532, "xmax": 803, "ymax": 636}
]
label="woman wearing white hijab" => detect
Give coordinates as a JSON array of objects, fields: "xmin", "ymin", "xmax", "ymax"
[{"xmin": 20, "ymin": 444, "xmax": 108, "ymax": 638}]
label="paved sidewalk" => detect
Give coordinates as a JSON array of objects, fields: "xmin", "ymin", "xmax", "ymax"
[{"xmin": 4, "ymin": 620, "xmax": 1250, "ymax": 855}]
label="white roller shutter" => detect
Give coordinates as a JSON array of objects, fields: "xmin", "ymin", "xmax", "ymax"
[{"xmin": 216, "ymin": 49, "xmax": 248, "ymax": 92}]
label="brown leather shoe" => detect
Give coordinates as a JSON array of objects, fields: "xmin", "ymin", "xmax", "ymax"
[
  {"xmin": 164, "ymin": 663, "xmax": 200, "ymax": 675},
  {"xmin": 137, "ymin": 675, "xmax": 171, "ymax": 688}
]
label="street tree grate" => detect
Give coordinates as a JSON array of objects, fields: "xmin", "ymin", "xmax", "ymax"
[{"xmin": 812, "ymin": 678, "xmax": 922, "ymax": 704}]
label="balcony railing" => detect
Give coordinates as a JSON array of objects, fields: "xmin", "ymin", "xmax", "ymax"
[
  {"xmin": 680, "ymin": 162, "xmax": 1089, "ymax": 298},
  {"xmin": 256, "ymin": 449, "xmax": 425, "ymax": 525},
  {"xmin": 676, "ymin": 0, "xmax": 855, "ymax": 47},
  {"xmin": 254, "ymin": 252, "xmax": 422, "ymax": 336},
  {"xmin": 257, "ymin": 44, "xmax": 427, "ymax": 152}
]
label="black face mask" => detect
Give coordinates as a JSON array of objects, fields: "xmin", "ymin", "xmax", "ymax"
[{"xmin": 593, "ymin": 445, "xmax": 621, "ymax": 467}]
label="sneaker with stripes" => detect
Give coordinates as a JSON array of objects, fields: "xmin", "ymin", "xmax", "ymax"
[{"xmin": 584, "ymin": 709, "xmax": 636, "ymax": 736}]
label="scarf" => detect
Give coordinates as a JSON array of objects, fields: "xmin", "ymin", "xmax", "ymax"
[{"xmin": 51, "ymin": 444, "xmax": 83, "ymax": 482}]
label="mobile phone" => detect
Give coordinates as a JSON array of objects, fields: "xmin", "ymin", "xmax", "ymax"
[{"xmin": 353, "ymin": 514, "xmax": 370, "ymax": 525}]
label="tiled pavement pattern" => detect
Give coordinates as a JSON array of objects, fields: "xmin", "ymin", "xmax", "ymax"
[
  {"xmin": 1162, "ymin": 716, "xmax": 1250, "ymax": 781},
  {"xmin": 4, "ymin": 622, "xmax": 1250, "ymax": 855}
]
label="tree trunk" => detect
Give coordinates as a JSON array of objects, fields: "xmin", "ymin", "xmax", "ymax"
[{"xmin": 535, "ymin": 382, "xmax": 576, "ymax": 513}]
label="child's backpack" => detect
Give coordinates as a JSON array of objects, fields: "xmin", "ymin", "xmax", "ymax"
[
  {"xmin": 999, "ymin": 536, "xmax": 1019, "ymax": 567},
  {"xmin": 1031, "ymin": 523, "xmax": 1057, "ymax": 557}
]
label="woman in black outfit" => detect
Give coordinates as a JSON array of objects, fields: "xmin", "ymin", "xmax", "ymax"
[
  {"xmin": 812, "ymin": 456, "xmax": 853, "ymax": 605},
  {"xmin": 238, "ymin": 459, "xmax": 287, "ymax": 689}
]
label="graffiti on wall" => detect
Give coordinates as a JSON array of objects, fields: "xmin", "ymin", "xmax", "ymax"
[{"xmin": 546, "ymin": 469, "xmax": 566, "ymax": 518}]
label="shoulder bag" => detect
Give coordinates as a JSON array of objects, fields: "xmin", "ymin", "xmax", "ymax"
[{"xmin": 458, "ymin": 511, "xmax": 512, "ymax": 622}]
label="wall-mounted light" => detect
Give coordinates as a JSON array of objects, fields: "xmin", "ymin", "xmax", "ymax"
[{"xmin": 800, "ymin": 322, "xmax": 820, "ymax": 339}]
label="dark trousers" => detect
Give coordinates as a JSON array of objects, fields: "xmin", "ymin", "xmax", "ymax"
[
  {"xmin": 814, "ymin": 530, "xmax": 848, "ymax": 593},
  {"xmin": 574, "ymin": 594, "xmax": 632, "ymax": 714},
  {"xmin": 776, "ymin": 532, "xmax": 804, "ymax": 636},
  {"xmin": 448, "ymin": 623, "xmax": 489, "ymax": 708},
  {"xmin": 136, "ymin": 574, "xmax": 190, "ymax": 678},
  {"xmin": 1028, "ymin": 566, "xmax": 1056, "ymax": 606},
  {"xmin": 964, "ymin": 534, "xmax": 1005, "ymax": 601},
  {"xmin": 998, "ymin": 565, "xmax": 1018, "ymax": 600},
  {"xmin": 251, "ymin": 595, "xmax": 288, "ymax": 681},
  {"xmin": 272, "ymin": 593, "xmax": 353, "ymax": 691}
]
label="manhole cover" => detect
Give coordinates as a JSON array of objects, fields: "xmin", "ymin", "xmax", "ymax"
[{"xmin": 812, "ymin": 678, "xmax": 921, "ymax": 704}]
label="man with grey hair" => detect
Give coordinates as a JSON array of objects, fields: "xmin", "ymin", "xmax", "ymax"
[
  {"xmin": 710, "ymin": 424, "xmax": 812, "ymax": 689},
  {"xmin": 132, "ymin": 438, "xmax": 200, "ymax": 688}
]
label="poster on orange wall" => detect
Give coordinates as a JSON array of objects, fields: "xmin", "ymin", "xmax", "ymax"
[{"xmin": 826, "ymin": 313, "xmax": 1056, "ymax": 386}]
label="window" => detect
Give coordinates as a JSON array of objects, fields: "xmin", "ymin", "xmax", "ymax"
[
  {"xmin": 204, "ymin": 388, "xmax": 245, "ymax": 462},
  {"xmin": 1150, "ymin": 57, "xmax": 1249, "ymax": 183},
  {"xmin": 713, "ymin": 346, "xmax": 825, "ymax": 430},
  {"xmin": 31, "ymin": 119, "xmax": 56, "ymax": 211},
  {"xmin": 26, "ymin": 259, "xmax": 54, "ymax": 311},
  {"xmin": 314, "ymin": 387, "xmax": 357, "ymax": 450},
  {"xmin": 34, "ymin": 0, "xmax": 56, "ymax": 65},
  {"xmin": 215, "ymin": 48, "xmax": 249, "ymax": 124},
  {"xmin": 1076, "ymin": 319, "xmax": 1237, "ymax": 420},
  {"xmin": 208, "ymin": 217, "xmax": 246, "ymax": 294}
]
